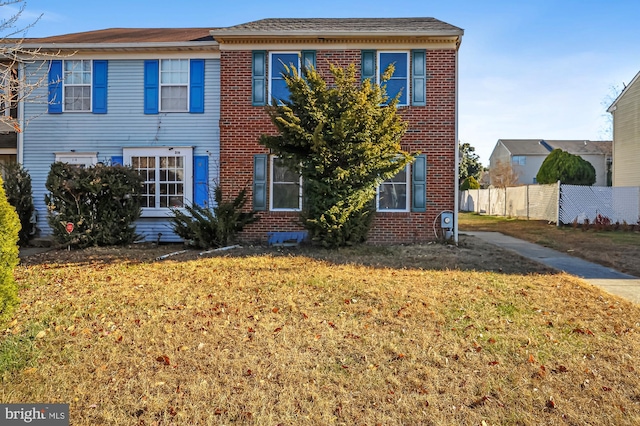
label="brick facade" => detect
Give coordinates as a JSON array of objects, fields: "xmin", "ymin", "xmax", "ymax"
[{"xmin": 219, "ymin": 48, "xmax": 457, "ymax": 244}]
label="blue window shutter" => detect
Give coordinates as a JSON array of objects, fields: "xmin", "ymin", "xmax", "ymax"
[
  {"xmin": 301, "ymin": 50, "xmax": 316, "ymax": 71},
  {"xmin": 144, "ymin": 60, "xmax": 159, "ymax": 114},
  {"xmin": 189, "ymin": 59, "xmax": 205, "ymax": 113},
  {"xmin": 361, "ymin": 50, "xmax": 376, "ymax": 83},
  {"xmin": 252, "ymin": 51, "xmax": 266, "ymax": 106},
  {"xmin": 253, "ymin": 154, "xmax": 268, "ymax": 210},
  {"xmin": 412, "ymin": 50, "xmax": 426, "ymax": 106},
  {"xmin": 48, "ymin": 60, "xmax": 63, "ymax": 114},
  {"xmin": 93, "ymin": 60, "xmax": 108, "ymax": 113},
  {"xmin": 412, "ymin": 154, "xmax": 427, "ymax": 212},
  {"xmin": 111, "ymin": 156, "xmax": 123, "ymax": 166},
  {"xmin": 194, "ymin": 155, "xmax": 209, "ymax": 207}
]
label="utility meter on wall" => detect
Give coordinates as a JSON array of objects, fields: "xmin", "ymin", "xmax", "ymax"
[{"xmin": 440, "ymin": 212, "xmax": 454, "ymax": 240}]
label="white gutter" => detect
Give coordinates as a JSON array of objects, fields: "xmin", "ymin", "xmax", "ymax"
[{"xmin": 453, "ymin": 40, "xmax": 460, "ymax": 245}]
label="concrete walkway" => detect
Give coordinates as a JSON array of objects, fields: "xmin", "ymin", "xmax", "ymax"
[{"xmin": 464, "ymin": 231, "xmax": 640, "ymax": 304}]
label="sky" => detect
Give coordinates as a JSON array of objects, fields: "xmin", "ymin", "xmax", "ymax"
[{"xmin": 3, "ymin": 0, "xmax": 640, "ymax": 165}]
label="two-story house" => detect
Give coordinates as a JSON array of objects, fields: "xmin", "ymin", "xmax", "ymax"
[
  {"xmin": 212, "ymin": 18, "xmax": 463, "ymax": 244},
  {"xmin": 489, "ymin": 139, "xmax": 612, "ymax": 186},
  {"xmin": 19, "ymin": 28, "xmax": 220, "ymax": 241},
  {"xmin": 17, "ymin": 18, "xmax": 463, "ymax": 244},
  {"xmin": 607, "ymin": 69, "xmax": 640, "ymax": 187}
]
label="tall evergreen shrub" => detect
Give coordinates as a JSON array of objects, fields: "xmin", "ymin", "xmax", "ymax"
[
  {"xmin": 1, "ymin": 163, "xmax": 35, "ymax": 246},
  {"xmin": 0, "ymin": 174, "xmax": 20, "ymax": 322}
]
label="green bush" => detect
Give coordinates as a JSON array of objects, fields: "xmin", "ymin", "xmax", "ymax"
[
  {"xmin": 45, "ymin": 162, "xmax": 144, "ymax": 248},
  {"xmin": 536, "ymin": 149, "xmax": 596, "ymax": 185},
  {"xmin": 0, "ymin": 174, "xmax": 20, "ymax": 322},
  {"xmin": 460, "ymin": 176, "xmax": 480, "ymax": 190},
  {"xmin": 170, "ymin": 185, "xmax": 258, "ymax": 249},
  {"xmin": 1, "ymin": 163, "xmax": 35, "ymax": 246}
]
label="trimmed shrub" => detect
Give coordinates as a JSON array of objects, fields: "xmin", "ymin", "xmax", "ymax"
[
  {"xmin": 0, "ymin": 174, "xmax": 20, "ymax": 322},
  {"xmin": 460, "ymin": 176, "xmax": 480, "ymax": 191},
  {"xmin": 171, "ymin": 185, "xmax": 258, "ymax": 249},
  {"xmin": 45, "ymin": 162, "xmax": 144, "ymax": 248},
  {"xmin": 1, "ymin": 163, "xmax": 35, "ymax": 246},
  {"xmin": 536, "ymin": 149, "xmax": 596, "ymax": 185}
]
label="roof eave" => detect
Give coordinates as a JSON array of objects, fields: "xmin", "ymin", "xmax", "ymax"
[
  {"xmin": 17, "ymin": 41, "xmax": 219, "ymax": 52},
  {"xmin": 211, "ymin": 29, "xmax": 463, "ymax": 41}
]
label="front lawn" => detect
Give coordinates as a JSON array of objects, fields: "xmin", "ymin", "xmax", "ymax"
[
  {"xmin": 2, "ymin": 244, "xmax": 639, "ymax": 425},
  {"xmin": 459, "ymin": 212, "xmax": 640, "ymax": 277}
]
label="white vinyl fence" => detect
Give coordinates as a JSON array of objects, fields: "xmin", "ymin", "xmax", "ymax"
[{"xmin": 460, "ymin": 183, "xmax": 640, "ymax": 225}]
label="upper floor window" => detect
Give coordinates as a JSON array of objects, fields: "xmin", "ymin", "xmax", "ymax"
[
  {"xmin": 64, "ymin": 60, "xmax": 92, "ymax": 111},
  {"xmin": 269, "ymin": 52, "xmax": 299, "ymax": 105},
  {"xmin": 379, "ymin": 52, "xmax": 409, "ymax": 106},
  {"xmin": 512, "ymin": 155, "xmax": 526, "ymax": 166},
  {"xmin": 160, "ymin": 59, "xmax": 189, "ymax": 112},
  {"xmin": 49, "ymin": 60, "xmax": 107, "ymax": 114},
  {"xmin": 377, "ymin": 164, "xmax": 410, "ymax": 212},
  {"xmin": 251, "ymin": 51, "xmax": 315, "ymax": 106}
]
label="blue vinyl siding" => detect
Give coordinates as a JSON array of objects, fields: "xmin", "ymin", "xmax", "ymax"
[{"xmin": 22, "ymin": 58, "xmax": 221, "ymax": 242}]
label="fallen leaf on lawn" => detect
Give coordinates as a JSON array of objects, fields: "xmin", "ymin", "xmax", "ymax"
[
  {"xmin": 197, "ymin": 343, "xmax": 205, "ymax": 350},
  {"xmin": 156, "ymin": 355, "xmax": 170, "ymax": 365},
  {"xmin": 272, "ymin": 307, "xmax": 279, "ymax": 313},
  {"xmin": 35, "ymin": 330, "xmax": 46, "ymax": 339},
  {"xmin": 528, "ymin": 354, "xmax": 536, "ymax": 364},
  {"xmin": 273, "ymin": 327, "xmax": 282, "ymax": 334}
]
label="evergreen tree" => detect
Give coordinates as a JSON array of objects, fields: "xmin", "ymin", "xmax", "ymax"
[
  {"xmin": 260, "ymin": 63, "xmax": 412, "ymax": 247},
  {"xmin": 536, "ymin": 149, "xmax": 596, "ymax": 185},
  {"xmin": 1, "ymin": 163, "xmax": 35, "ymax": 246},
  {"xmin": 459, "ymin": 142, "xmax": 483, "ymax": 186},
  {"xmin": 0, "ymin": 174, "xmax": 20, "ymax": 322}
]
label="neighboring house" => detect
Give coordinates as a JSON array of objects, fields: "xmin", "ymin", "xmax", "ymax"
[
  {"xmin": 607, "ymin": 70, "xmax": 640, "ymax": 187},
  {"xmin": 0, "ymin": 62, "xmax": 19, "ymax": 177},
  {"xmin": 15, "ymin": 17, "xmax": 464, "ymax": 244},
  {"xmin": 19, "ymin": 28, "xmax": 220, "ymax": 241},
  {"xmin": 212, "ymin": 18, "xmax": 463, "ymax": 244},
  {"xmin": 489, "ymin": 139, "xmax": 612, "ymax": 186}
]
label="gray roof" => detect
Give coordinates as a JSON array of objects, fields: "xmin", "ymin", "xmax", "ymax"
[
  {"xmin": 211, "ymin": 18, "xmax": 463, "ymax": 38},
  {"xmin": 499, "ymin": 139, "xmax": 612, "ymax": 156}
]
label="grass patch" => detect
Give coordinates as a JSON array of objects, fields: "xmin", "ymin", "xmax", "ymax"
[
  {"xmin": 1, "ymin": 244, "xmax": 639, "ymax": 425},
  {"xmin": 459, "ymin": 212, "xmax": 640, "ymax": 277},
  {"xmin": 0, "ymin": 322, "xmax": 44, "ymax": 380}
]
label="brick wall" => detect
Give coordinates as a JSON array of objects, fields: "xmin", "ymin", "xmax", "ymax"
[{"xmin": 219, "ymin": 48, "xmax": 457, "ymax": 244}]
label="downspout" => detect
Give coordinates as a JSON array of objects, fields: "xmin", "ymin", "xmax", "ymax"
[
  {"xmin": 17, "ymin": 62, "xmax": 24, "ymax": 164},
  {"xmin": 453, "ymin": 38, "xmax": 460, "ymax": 245}
]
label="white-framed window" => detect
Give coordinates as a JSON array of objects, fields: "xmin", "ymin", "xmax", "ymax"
[
  {"xmin": 269, "ymin": 52, "xmax": 299, "ymax": 105},
  {"xmin": 54, "ymin": 152, "xmax": 97, "ymax": 168},
  {"xmin": 270, "ymin": 156, "xmax": 302, "ymax": 211},
  {"xmin": 124, "ymin": 147, "xmax": 193, "ymax": 216},
  {"xmin": 512, "ymin": 155, "xmax": 526, "ymax": 166},
  {"xmin": 378, "ymin": 52, "xmax": 409, "ymax": 106},
  {"xmin": 377, "ymin": 164, "xmax": 410, "ymax": 212},
  {"xmin": 63, "ymin": 60, "xmax": 92, "ymax": 111},
  {"xmin": 160, "ymin": 59, "xmax": 189, "ymax": 112}
]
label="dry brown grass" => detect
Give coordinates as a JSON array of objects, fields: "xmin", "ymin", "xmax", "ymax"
[
  {"xmin": 2, "ymin": 242, "xmax": 640, "ymax": 425},
  {"xmin": 459, "ymin": 212, "xmax": 640, "ymax": 277}
]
